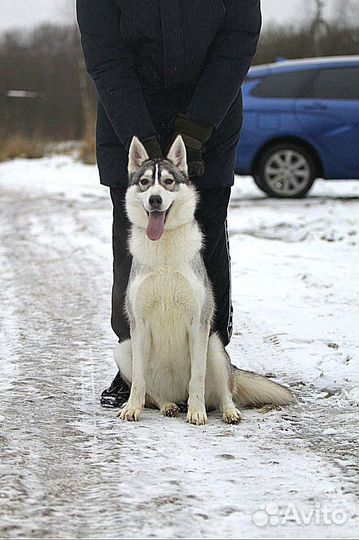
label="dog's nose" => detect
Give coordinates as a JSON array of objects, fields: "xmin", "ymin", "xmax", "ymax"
[{"xmin": 149, "ymin": 194, "xmax": 162, "ymax": 209}]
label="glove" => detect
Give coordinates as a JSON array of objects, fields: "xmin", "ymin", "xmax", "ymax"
[
  {"xmin": 142, "ymin": 136, "xmax": 163, "ymax": 160},
  {"xmin": 174, "ymin": 114, "xmax": 214, "ymax": 177}
]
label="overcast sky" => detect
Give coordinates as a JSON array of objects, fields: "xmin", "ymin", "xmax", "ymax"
[{"xmin": 0, "ymin": 0, "xmax": 340, "ymax": 33}]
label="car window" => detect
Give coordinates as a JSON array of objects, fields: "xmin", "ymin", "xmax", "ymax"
[
  {"xmin": 250, "ymin": 71, "xmax": 312, "ymax": 99},
  {"xmin": 308, "ymin": 67, "xmax": 359, "ymax": 100}
]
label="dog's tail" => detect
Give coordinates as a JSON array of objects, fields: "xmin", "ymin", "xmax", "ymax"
[{"xmin": 232, "ymin": 367, "xmax": 294, "ymax": 407}]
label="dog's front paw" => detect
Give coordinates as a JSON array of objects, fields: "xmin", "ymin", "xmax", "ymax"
[
  {"xmin": 118, "ymin": 402, "xmax": 143, "ymax": 422},
  {"xmin": 223, "ymin": 407, "xmax": 242, "ymax": 425},
  {"xmin": 187, "ymin": 407, "xmax": 207, "ymax": 426}
]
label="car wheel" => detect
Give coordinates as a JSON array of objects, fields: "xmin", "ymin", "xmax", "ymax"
[{"xmin": 254, "ymin": 143, "xmax": 317, "ymax": 198}]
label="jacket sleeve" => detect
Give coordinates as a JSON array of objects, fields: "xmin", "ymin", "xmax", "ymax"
[
  {"xmin": 76, "ymin": 0, "xmax": 157, "ymax": 149},
  {"xmin": 186, "ymin": 0, "xmax": 261, "ymax": 129}
]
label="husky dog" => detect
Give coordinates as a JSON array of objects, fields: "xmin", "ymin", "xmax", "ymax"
[{"xmin": 115, "ymin": 135, "xmax": 294, "ymax": 425}]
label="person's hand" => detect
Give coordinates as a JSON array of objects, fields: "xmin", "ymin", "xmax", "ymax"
[{"xmin": 174, "ymin": 114, "xmax": 213, "ymax": 177}]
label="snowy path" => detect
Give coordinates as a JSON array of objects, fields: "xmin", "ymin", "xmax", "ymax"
[{"xmin": 0, "ymin": 157, "xmax": 358, "ymax": 538}]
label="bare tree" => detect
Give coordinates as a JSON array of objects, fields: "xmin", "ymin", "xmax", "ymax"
[
  {"xmin": 311, "ymin": 0, "xmax": 330, "ymax": 56},
  {"xmin": 0, "ymin": 24, "xmax": 94, "ymax": 141},
  {"xmin": 61, "ymin": 0, "xmax": 95, "ymax": 140}
]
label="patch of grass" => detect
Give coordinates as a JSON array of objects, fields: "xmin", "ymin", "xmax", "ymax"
[{"xmin": 0, "ymin": 136, "xmax": 45, "ymax": 162}]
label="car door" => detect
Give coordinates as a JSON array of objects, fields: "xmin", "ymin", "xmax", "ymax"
[
  {"xmin": 295, "ymin": 65, "xmax": 359, "ymax": 178},
  {"xmin": 237, "ymin": 69, "xmax": 314, "ymax": 163}
]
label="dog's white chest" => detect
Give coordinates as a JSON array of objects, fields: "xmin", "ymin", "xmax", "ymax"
[
  {"xmin": 127, "ymin": 266, "xmax": 203, "ymax": 402},
  {"xmin": 130, "ymin": 267, "xmax": 200, "ymax": 317}
]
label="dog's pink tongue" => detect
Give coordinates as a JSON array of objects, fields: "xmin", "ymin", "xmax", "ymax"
[{"xmin": 146, "ymin": 211, "xmax": 166, "ymax": 241}]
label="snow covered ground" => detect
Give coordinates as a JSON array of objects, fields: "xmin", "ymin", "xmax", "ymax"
[{"xmin": 0, "ymin": 155, "xmax": 358, "ymax": 539}]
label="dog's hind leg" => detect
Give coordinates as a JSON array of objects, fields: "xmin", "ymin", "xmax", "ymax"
[
  {"xmin": 206, "ymin": 333, "xmax": 242, "ymax": 424},
  {"xmin": 119, "ymin": 320, "xmax": 151, "ymax": 422}
]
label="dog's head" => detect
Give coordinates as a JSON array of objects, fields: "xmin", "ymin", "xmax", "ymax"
[{"xmin": 126, "ymin": 135, "xmax": 198, "ymax": 241}]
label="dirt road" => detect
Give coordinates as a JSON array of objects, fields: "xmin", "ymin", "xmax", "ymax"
[{"xmin": 0, "ymin": 158, "xmax": 358, "ymax": 538}]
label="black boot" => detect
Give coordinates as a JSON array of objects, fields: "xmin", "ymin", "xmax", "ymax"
[{"xmin": 100, "ymin": 370, "xmax": 130, "ymax": 408}]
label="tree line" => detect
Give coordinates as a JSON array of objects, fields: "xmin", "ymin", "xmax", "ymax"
[{"xmin": 0, "ymin": 4, "xmax": 358, "ymax": 146}]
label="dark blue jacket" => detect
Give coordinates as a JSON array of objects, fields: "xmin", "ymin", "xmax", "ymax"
[{"xmin": 77, "ymin": 0, "xmax": 261, "ymax": 187}]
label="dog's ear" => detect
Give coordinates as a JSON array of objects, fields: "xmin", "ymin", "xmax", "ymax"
[
  {"xmin": 166, "ymin": 135, "xmax": 188, "ymax": 175},
  {"xmin": 128, "ymin": 136, "xmax": 149, "ymax": 174}
]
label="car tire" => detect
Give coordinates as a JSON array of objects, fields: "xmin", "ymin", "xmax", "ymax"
[{"xmin": 254, "ymin": 142, "xmax": 318, "ymax": 198}]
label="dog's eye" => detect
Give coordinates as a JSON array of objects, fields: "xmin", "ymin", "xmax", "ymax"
[
  {"xmin": 140, "ymin": 178, "xmax": 149, "ymax": 187},
  {"xmin": 164, "ymin": 178, "xmax": 174, "ymax": 186}
]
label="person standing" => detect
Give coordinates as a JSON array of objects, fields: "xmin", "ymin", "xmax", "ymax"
[{"xmin": 76, "ymin": 0, "xmax": 262, "ymax": 407}]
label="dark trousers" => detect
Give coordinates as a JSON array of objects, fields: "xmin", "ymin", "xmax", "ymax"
[{"xmin": 110, "ymin": 186, "xmax": 233, "ymax": 347}]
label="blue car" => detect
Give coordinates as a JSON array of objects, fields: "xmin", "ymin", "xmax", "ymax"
[{"xmin": 236, "ymin": 56, "xmax": 359, "ymax": 197}]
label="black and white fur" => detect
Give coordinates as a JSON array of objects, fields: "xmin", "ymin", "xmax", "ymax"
[{"xmin": 116, "ymin": 136, "xmax": 294, "ymax": 425}]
